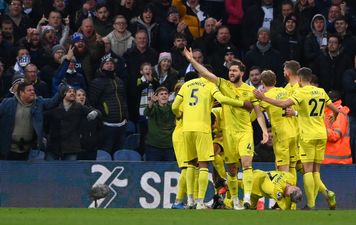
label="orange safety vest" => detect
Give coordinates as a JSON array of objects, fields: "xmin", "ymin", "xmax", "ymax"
[{"xmin": 322, "ymin": 100, "xmax": 353, "ymax": 164}]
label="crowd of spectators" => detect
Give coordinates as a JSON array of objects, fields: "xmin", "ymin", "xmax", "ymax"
[{"xmin": 0, "ymin": 0, "xmax": 356, "ymax": 163}]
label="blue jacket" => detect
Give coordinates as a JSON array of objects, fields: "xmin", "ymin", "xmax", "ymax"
[{"xmin": 0, "ymin": 94, "xmax": 60, "ymax": 157}]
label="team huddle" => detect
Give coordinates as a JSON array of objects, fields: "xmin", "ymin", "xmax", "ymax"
[{"xmin": 170, "ymin": 47, "xmax": 337, "ymax": 210}]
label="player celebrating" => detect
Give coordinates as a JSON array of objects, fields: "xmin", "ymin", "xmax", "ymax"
[
  {"xmin": 249, "ymin": 170, "xmax": 302, "ymax": 210},
  {"xmin": 259, "ymin": 70, "xmax": 298, "ymax": 172},
  {"xmin": 254, "ymin": 67, "xmax": 339, "ymax": 209},
  {"xmin": 172, "ymin": 71, "xmax": 248, "ymax": 209},
  {"xmin": 182, "ymin": 47, "xmax": 268, "ymax": 210}
]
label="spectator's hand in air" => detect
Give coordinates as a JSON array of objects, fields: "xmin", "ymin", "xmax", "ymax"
[
  {"xmin": 96, "ymin": 33, "xmax": 103, "ymax": 43},
  {"xmin": 38, "ymin": 14, "xmax": 48, "ymax": 25},
  {"xmin": 151, "ymin": 93, "xmax": 158, "ymax": 102},
  {"xmin": 261, "ymin": 130, "xmax": 269, "ymax": 144},
  {"xmin": 66, "ymin": 45, "xmax": 75, "ymax": 61},
  {"xmin": 215, "ymin": 19, "xmax": 223, "ymax": 29},
  {"xmin": 183, "ymin": 47, "xmax": 193, "ymax": 61},
  {"xmin": 87, "ymin": 110, "xmax": 99, "ymax": 120},
  {"xmin": 253, "ymin": 89, "xmax": 265, "ymax": 100},
  {"xmin": 64, "ymin": 16, "xmax": 70, "ymax": 26},
  {"xmin": 243, "ymin": 100, "xmax": 253, "ymax": 111},
  {"xmin": 177, "ymin": 21, "xmax": 187, "ymax": 33}
]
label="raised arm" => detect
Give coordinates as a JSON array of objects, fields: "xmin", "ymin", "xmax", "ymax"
[{"xmin": 182, "ymin": 47, "xmax": 219, "ymax": 84}]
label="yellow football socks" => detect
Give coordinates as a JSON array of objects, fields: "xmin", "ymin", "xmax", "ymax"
[
  {"xmin": 314, "ymin": 172, "xmax": 327, "ymax": 197},
  {"xmin": 227, "ymin": 173, "xmax": 238, "ymax": 198},
  {"xmin": 176, "ymin": 168, "xmax": 187, "ymax": 202},
  {"xmin": 243, "ymin": 167, "xmax": 253, "ymax": 194},
  {"xmin": 212, "ymin": 154, "xmax": 226, "ymax": 179},
  {"xmin": 186, "ymin": 165, "xmax": 195, "ymax": 200},
  {"xmin": 194, "ymin": 167, "xmax": 199, "ymax": 199},
  {"xmin": 303, "ymin": 172, "xmax": 315, "ymax": 208},
  {"xmin": 197, "ymin": 168, "xmax": 209, "ymax": 200}
]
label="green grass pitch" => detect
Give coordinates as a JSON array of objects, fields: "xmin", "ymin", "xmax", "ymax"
[{"xmin": 0, "ymin": 208, "xmax": 355, "ymax": 225}]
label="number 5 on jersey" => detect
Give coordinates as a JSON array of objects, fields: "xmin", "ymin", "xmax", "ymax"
[{"xmin": 189, "ymin": 88, "xmax": 199, "ymax": 106}]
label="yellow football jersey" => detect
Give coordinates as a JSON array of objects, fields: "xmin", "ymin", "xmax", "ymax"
[
  {"xmin": 172, "ymin": 78, "xmax": 243, "ymax": 133},
  {"xmin": 260, "ymin": 87, "xmax": 296, "ymax": 139},
  {"xmin": 267, "ymin": 171, "xmax": 296, "ymax": 210},
  {"xmin": 217, "ymin": 78, "xmax": 258, "ymax": 131},
  {"xmin": 290, "ymin": 85, "xmax": 331, "ymax": 140},
  {"xmin": 284, "ymin": 83, "xmax": 300, "ymax": 133},
  {"xmin": 212, "ymin": 107, "xmax": 224, "ymax": 140}
]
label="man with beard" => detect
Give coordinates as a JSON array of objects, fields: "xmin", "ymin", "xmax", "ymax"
[
  {"xmin": 44, "ymin": 85, "xmax": 99, "ymax": 160},
  {"xmin": 93, "ymin": 3, "xmax": 112, "ymax": 37},
  {"xmin": 1, "ymin": 19, "xmax": 15, "ymax": 44},
  {"xmin": 182, "ymin": 47, "xmax": 268, "ymax": 210},
  {"xmin": 170, "ymin": 33, "xmax": 189, "ymax": 77},
  {"xmin": 71, "ymin": 31, "xmax": 104, "ymax": 83},
  {"xmin": 88, "ymin": 54, "xmax": 128, "ymax": 157}
]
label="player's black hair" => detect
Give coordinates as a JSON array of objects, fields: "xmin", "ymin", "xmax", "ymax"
[{"xmin": 184, "ymin": 71, "xmax": 199, "ymax": 82}]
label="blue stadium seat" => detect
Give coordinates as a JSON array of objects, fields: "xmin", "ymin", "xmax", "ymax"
[
  {"xmin": 96, "ymin": 149, "xmax": 112, "ymax": 161},
  {"xmin": 124, "ymin": 133, "xmax": 141, "ymax": 150},
  {"xmin": 113, "ymin": 149, "xmax": 142, "ymax": 161},
  {"xmin": 28, "ymin": 149, "xmax": 45, "ymax": 160}
]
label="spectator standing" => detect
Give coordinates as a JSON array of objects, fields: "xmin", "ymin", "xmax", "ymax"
[
  {"xmin": 153, "ymin": 52, "xmax": 179, "ymax": 92},
  {"xmin": 334, "ymin": 16, "xmax": 356, "ymax": 58},
  {"xmin": 44, "ymin": 86, "xmax": 99, "ymax": 160},
  {"xmin": 225, "ymin": 0, "xmax": 244, "ymax": 49},
  {"xmin": 145, "ymin": 86, "xmax": 176, "ymax": 161},
  {"xmin": 326, "ymin": 4, "xmax": 342, "ymax": 33},
  {"xmin": 304, "ymin": 14, "xmax": 328, "ymax": 66},
  {"xmin": 244, "ymin": 27, "xmax": 284, "ymax": 86},
  {"xmin": 39, "ymin": 44, "xmax": 66, "ymax": 93},
  {"xmin": 88, "ymin": 54, "xmax": 128, "ymax": 156},
  {"xmin": 24, "ymin": 63, "xmax": 49, "ymax": 98},
  {"xmin": 272, "ymin": 13, "xmax": 304, "ymax": 63},
  {"xmin": 52, "ymin": 46, "xmax": 86, "ymax": 95},
  {"xmin": 242, "ymin": 0, "xmax": 278, "ymax": 51},
  {"xmin": 206, "ymin": 26, "xmax": 239, "ymax": 75},
  {"xmin": 129, "ymin": 3, "xmax": 160, "ymax": 50},
  {"xmin": 123, "ymin": 30, "xmax": 158, "ymax": 122},
  {"xmin": 105, "ymin": 15, "xmax": 134, "ymax": 57},
  {"xmin": 192, "ymin": 17, "xmax": 221, "ymax": 55},
  {"xmin": 311, "ymin": 34, "xmax": 353, "ymax": 92},
  {"xmin": 1, "ymin": 0, "xmax": 32, "ymax": 43},
  {"xmin": 170, "ymin": 33, "xmax": 189, "ymax": 77},
  {"xmin": 270, "ymin": 0, "xmax": 294, "ymax": 41},
  {"xmin": 158, "ymin": 6, "xmax": 193, "ymax": 52},
  {"xmin": 294, "ymin": 0, "xmax": 318, "ymax": 37},
  {"xmin": 93, "ymin": 3, "xmax": 112, "ymax": 37},
  {"xmin": 76, "ymin": 88, "xmax": 103, "ymax": 160},
  {"xmin": 0, "ymin": 81, "xmax": 60, "ymax": 160}
]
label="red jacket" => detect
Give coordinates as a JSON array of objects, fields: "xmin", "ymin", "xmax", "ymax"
[
  {"xmin": 225, "ymin": 0, "xmax": 244, "ymax": 25},
  {"xmin": 323, "ymin": 100, "xmax": 353, "ymax": 164}
]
